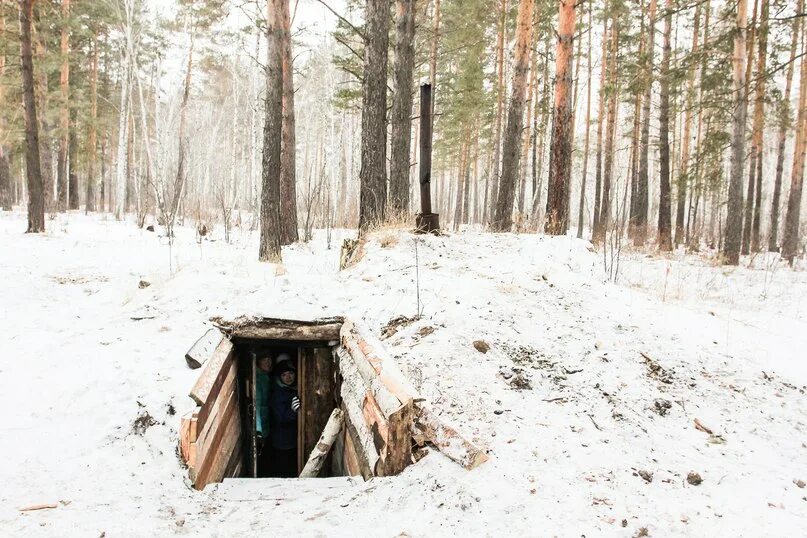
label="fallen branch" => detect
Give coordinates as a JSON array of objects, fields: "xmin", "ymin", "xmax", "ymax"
[
  {"xmin": 300, "ymin": 409, "xmax": 344, "ymax": 478},
  {"xmin": 19, "ymin": 503, "xmax": 58, "ymax": 512},
  {"xmin": 694, "ymin": 418, "xmax": 714, "ymax": 435},
  {"xmin": 413, "ymin": 405, "xmax": 488, "ymax": 470}
]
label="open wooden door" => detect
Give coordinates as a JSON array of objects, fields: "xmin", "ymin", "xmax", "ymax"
[{"xmin": 297, "ymin": 346, "xmax": 336, "ymax": 476}]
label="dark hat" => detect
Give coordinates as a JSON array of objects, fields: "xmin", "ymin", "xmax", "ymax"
[{"xmin": 276, "ymin": 360, "xmax": 296, "ymax": 375}]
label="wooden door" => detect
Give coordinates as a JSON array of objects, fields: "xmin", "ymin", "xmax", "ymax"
[{"xmin": 297, "ymin": 347, "xmax": 336, "ymax": 476}]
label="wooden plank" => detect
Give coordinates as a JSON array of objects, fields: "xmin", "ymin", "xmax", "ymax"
[
  {"xmin": 179, "ymin": 409, "xmax": 198, "ymax": 465},
  {"xmin": 194, "ymin": 388, "xmax": 240, "ymax": 489},
  {"xmin": 196, "ymin": 358, "xmax": 237, "ymax": 436},
  {"xmin": 224, "ymin": 435, "xmax": 243, "ymax": 479},
  {"xmin": 195, "ymin": 365, "xmax": 237, "ymax": 457},
  {"xmin": 301, "ymin": 347, "xmax": 336, "ymax": 473},
  {"xmin": 383, "ymin": 401, "xmax": 414, "ymax": 476},
  {"xmin": 210, "ymin": 315, "xmax": 344, "ymax": 341},
  {"xmin": 199, "ymin": 405, "xmax": 241, "ymax": 489},
  {"xmin": 361, "ymin": 390, "xmax": 389, "ymax": 456},
  {"xmin": 342, "ymin": 422, "xmax": 364, "ymax": 478},
  {"xmin": 185, "ymin": 328, "xmax": 225, "ymax": 369},
  {"xmin": 189, "ymin": 338, "xmax": 234, "ymax": 407}
]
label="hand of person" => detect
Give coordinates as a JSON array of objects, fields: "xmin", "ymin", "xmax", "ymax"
[{"xmin": 291, "ymin": 396, "xmax": 300, "ymax": 412}]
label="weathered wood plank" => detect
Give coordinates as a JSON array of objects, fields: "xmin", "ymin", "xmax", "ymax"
[
  {"xmin": 211, "ymin": 315, "xmax": 344, "ymax": 341},
  {"xmin": 383, "ymin": 401, "xmax": 414, "ymax": 476},
  {"xmin": 335, "ymin": 346, "xmax": 400, "ymax": 416},
  {"xmin": 179, "ymin": 409, "xmax": 198, "ymax": 465},
  {"xmin": 189, "ymin": 338, "xmax": 234, "ymax": 407},
  {"xmin": 194, "ymin": 388, "xmax": 240, "ymax": 489},
  {"xmin": 196, "ymin": 358, "xmax": 237, "ymax": 435},
  {"xmin": 185, "ymin": 328, "xmax": 225, "ymax": 369}
]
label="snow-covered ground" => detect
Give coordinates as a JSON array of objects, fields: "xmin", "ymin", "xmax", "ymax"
[{"xmin": 1, "ymin": 209, "xmax": 805, "ymax": 537}]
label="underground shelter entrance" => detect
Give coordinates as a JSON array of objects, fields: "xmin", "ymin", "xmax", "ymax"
[{"xmin": 179, "ymin": 315, "xmax": 488, "ymax": 490}]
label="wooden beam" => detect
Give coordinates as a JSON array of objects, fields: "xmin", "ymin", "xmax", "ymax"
[
  {"xmin": 210, "ymin": 315, "xmax": 344, "ymax": 341},
  {"xmin": 300, "ymin": 408, "xmax": 344, "ymax": 478}
]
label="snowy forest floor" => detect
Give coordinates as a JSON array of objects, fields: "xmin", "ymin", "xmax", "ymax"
[{"xmin": 0, "ymin": 209, "xmax": 805, "ymax": 537}]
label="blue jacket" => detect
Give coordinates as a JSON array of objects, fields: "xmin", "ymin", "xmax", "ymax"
[{"xmin": 269, "ymin": 377, "xmax": 298, "ymax": 450}]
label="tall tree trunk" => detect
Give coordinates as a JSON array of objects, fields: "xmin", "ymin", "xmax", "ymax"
[
  {"xmin": 68, "ymin": 107, "xmax": 78, "ymax": 209},
  {"xmin": 740, "ymin": 0, "xmax": 759, "ymax": 254},
  {"xmin": 56, "ymin": 0, "xmax": 70, "ymax": 211},
  {"xmin": 86, "ymin": 37, "xmax": 98, "ymax": 213},
  {"xmin": 358, "ymin": 0, "xmax": 390, "ymax": 231},
  {"xmin": 114, "ymin": 3, "xmax": 135, "ymax": 220},
  {"xmin": 529, "ymin": 40, "xmax": 550, "ymax": 222},
  {"xmin": 492, "ymin": 0, "xmax": 534, "ymax": 232},
  {"xmin": 389, "ymin": 0, "xmax": 416, "ymax": 216},
  {"xmin": 674, "ymin": 3, "xmax": 699, "ymax": 246},
  {"xmin": 688, "ymin": 0, "xmax": 710, "ymax": 248},
  {"xmin": 279, "ymin": 0, "xmax": 298, "ymax": 244},
  {"xmin": 576, "ymin": 4, "xmax": 593, "ymax": 238},
  {"xmin": 259, "ymin": 0, "xmax": 284, "ymax": 262},
  {"xmin": 749, "ymin": 0, "xmax": 768, "ymax": 252},
  {"xmin": 544, "ymin": 0, "xmax": 575, "ymax": 235},
  {"xmin": 33, "ymin": 6, "xmax": 53, "ymax": 209},
  {"xmin": 769, "ymin": 0, "xmax": 802, "ymax": 251},
  {"xmin": 657, "ymin": 0, "xmax": 673, "ymax": 251},
  {"xmin": 518, "ymin": 46, "xmax": 536, "ymax": 217},
  {"xmin": 19, "ymin": 0, "xmax": 45, "ymax": 232},
  {"xmin": 782, "ymin": 25, "xmax": 807, "ymax": 264},
  {"xmin": 592, "ymin": 13, "xmax": 609, "ymax": 240},
  {"xmin": 596, "ymin": 17, "xmax": 619, "ymax": 243},
  {"xmin": 723, "ymin": 0, "xmax": 749, "ymax": 265},
  {"xmin": 489, "ymin": 0, "xmax": 507, "ymax": 220},
  {"xmin": 0, "ymin": 9, "xmax": 11, "ymax": 211},
  {"xmin": 168, "ymin": 33, "xmax": 194, "ymax": 228}
]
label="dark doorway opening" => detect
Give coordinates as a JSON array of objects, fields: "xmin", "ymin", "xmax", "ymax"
[{"xmin": 232, "ymin": 338, "xmax": 341, "ymax": 479}]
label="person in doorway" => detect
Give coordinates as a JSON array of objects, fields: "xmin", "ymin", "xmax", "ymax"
[
  {"xmin": 268, "ymin": 357, "xmax": 300, "ymax": 477},
  {"xmin": 255, "ymin": 353, "xmax": 273, "ymax": 476}
]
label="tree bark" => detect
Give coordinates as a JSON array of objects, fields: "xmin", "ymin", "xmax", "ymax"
[
  {"xmin": 19, "ymin": 0, "xmax": 45, "ymax": 232},
  {"xmin": 576, "ymin": 4, "xmax": 593, "ymax": 238},
  {"xmin": 68, "ymin": 107, "xmax": 78, "ymax": 210},
  {"xmin": 56, "ymin": 0, "xmax": 70, "ymax": 212},
  {"xmin": 0, "ymin": 9, "xmax": 11, "ymax": 211},
  {"xmin": 740, "ymin": 0, "xmax": 759, "ymax": 254},
  {"xmin": 723, "ymin": 0, "xmax": 749, "ymax": 265},
  {"xmin": 279, "ymin": 0, "xmax": 298, "ymax": 244},
  {"xmin": 358, "ymin": 0, "xmax": 390, "ymax": 231},
  {"xmin": 86, "ymin": 37, "xmax": 98, "ymax": 213},
  {"xmin": 749, "ymin": 0, "xmax": 768, "ymax": 252},
  {"xmin": 592, "ymin": 13, "xmax": 609, "ymax": 240},
  {"xmin": 492, "ymin": 0, "xmax": 534, "ymax": 232},
  {"xmin": 259, "ymin": 0, "xmax": 284, "ymax": 262},
  {"xmin": 674, "ymin": 2, "xmax": 699, "ymax": 246},
  {"xmin": 389, "ymin": 0, "xmax": 416, "ymax": 216},
  {"xmin": 768, "ymin": 0, "xmax": 802, "ymax": 251},
  {"xmin": 545, "ymin": 0, "xmax": 575, "ymax": 235},
  {"xmin": 782, "ymin": 25, "xmax": 807, "ymax": 264},
  {"xmin": 488, "ymin": 0, "xmax": 508, "ymax": 222},
  {"xmin": 657, "ymin": 0, "xmax": 673, "ymax": 251},
  {"xmin": 595, "ymin": 17, "xmax": 619, "ymax": 243}
]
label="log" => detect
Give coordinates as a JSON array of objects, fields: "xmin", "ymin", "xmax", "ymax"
[
  {"xmin": 414, "ymin": 405, "xmax": 489, "ymax": 470},
  {"xmin": 210, "ymin": 315, "xmax": 343, "ymax": 341},
  {"xmin": 340, "ymin": 318, "xmax": 421, "ymax": 405},
  {"xmin": 185, "ymin": 328, "xmax": 225, "ymax": 369},
  {"xmin": 18, "ymin": 503, "xmax": 58, "ymax": 512},
  {"xmin": 300, "ymin": 408, "xmax": 344, "ymax": 478},
  {"xmin": 179, "ymin": 409, "xmax": 198, "ymax": 465}
]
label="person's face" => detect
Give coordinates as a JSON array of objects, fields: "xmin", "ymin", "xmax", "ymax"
[
  {"xmin": 257, "ymin": 357, "xmax": 272, "ymax": 373},
  {"xmin": 280, "ymin": 370, "xmax": 295, "ymax": 385}
]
